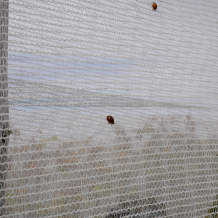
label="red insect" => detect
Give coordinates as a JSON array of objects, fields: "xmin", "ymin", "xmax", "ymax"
[
  {"xmin": 107, "ymin": 116, "xmax": 114, "ymax": 124},
  {"xmin": 152, "ymin": 2, "xmax": 157, "ymax": 11}
]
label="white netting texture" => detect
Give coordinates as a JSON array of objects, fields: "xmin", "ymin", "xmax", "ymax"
[{"xmin": 1, "ymin": 0, "xmax": 218, "ymax": 217}]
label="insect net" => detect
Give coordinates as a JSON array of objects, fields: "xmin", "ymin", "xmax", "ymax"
[{"xmin": 1, "ymin": 0, "xmax": 218, "ymax": 217}]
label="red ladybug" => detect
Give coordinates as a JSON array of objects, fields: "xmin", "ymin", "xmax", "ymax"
[
  {"xmin": 152, "ymin": 2, "xmax": 157, "ymax": 10},
  {"xmin": 107, "ymin": 116, "xmax": 114, "ymax": 124}
]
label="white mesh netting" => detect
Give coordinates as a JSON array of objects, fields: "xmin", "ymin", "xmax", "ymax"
[{"xmin": 1, "ymin": 0, "xmax": 218, "ymax": 217}]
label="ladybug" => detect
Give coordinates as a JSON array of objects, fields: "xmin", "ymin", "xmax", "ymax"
[
  {"xmin": 107, "ymin": 116, "xmax": 114, "ymax": 124},
  {"xmin": 152, "ymin": 2, "xmax": 157, "ymax": 11}
]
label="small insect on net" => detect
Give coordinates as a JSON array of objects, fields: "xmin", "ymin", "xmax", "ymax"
[{"xmin": 1, "ymin": 0, "xmax": 218, "ymax": 217}]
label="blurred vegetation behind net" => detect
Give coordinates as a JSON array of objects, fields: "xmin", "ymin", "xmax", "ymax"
[{"xmin": 6, "ymin": 115, "xmax": 218, "ymax": 217}]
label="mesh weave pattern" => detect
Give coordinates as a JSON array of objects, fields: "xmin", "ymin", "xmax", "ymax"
[{"xmin": 2, "ymin": 0, "xmax": 218, "ymax": 217}]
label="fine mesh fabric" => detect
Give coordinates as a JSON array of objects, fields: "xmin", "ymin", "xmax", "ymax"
[{"xmin": 2, "ymin": 0, "xmax": 218, "ymax": 217}]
